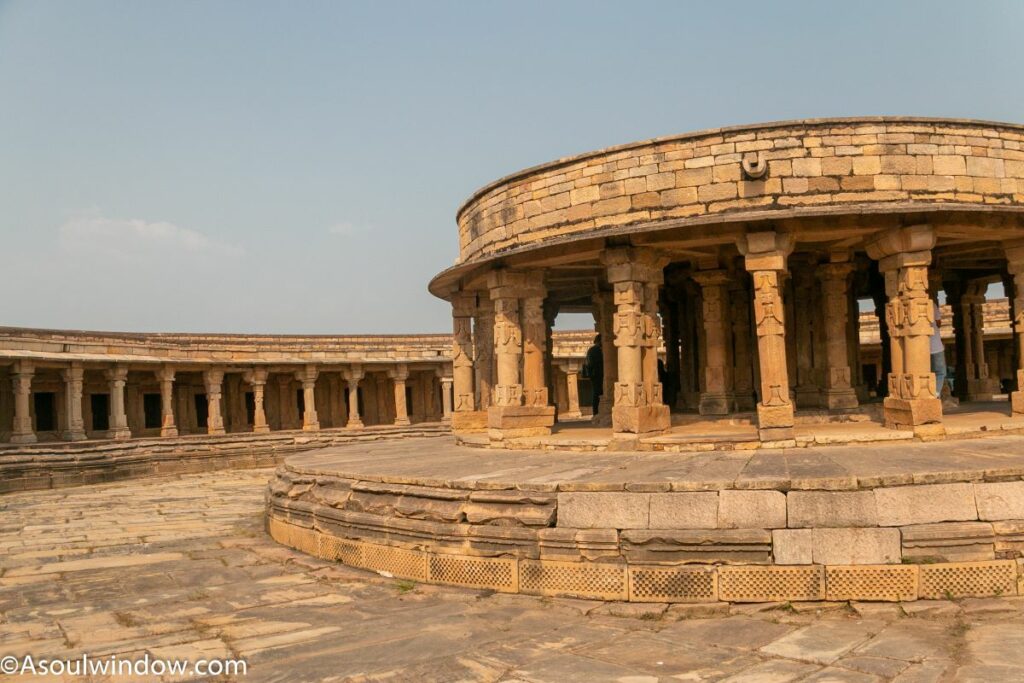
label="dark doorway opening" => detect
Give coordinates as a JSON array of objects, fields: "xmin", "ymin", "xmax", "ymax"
[
  {"xmin": 194, "ymin": 394, "xmax": 209, "ymax": 429},
  {"xmin": 143, "ymin": 394, "xmax": 161, "ymax": 429},
  {"xmin": 91, "ymin": 394, "xmax": 110, "ymax": 432},
  {"xmin": 33, "ymin": 392, "xmax": 56, "ymax": 432}
]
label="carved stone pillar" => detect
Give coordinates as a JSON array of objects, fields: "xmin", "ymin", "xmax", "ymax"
[
  {"xmin": 61, "ymin": 362, "xmax": 87, "ymax": 442},
  {"xmin": 243, "ymin": 368, "xmax": 270, "ymax": 433},
  {"xmin": 10, "ymin": 361, "xmax": 36, "ymax": 444},
  {"xmin": 730, "ymin": 278, "xmax": 756, "ymax": 412},
  {"xmin": 344, "ymin": 365, "xmax": 364, "ymax": 428},
  {"xmin": 388, "ymin": 364, "xmax": 411, "ymax": 426},
  {"xmin": 792, "ymin": 259, "xmax": 820, "ymax": 408},
  {"xmin": 440, "ymin": 374, "xmax": 453, "ymax": 423},
  {"xmin": 522, "ymin": 287, "xmax": 550, "ymax": 408},
  {"xmin": 693, "ymin": 269, "xmax": 734, "ymax": 415},
  {"xmin": 203, "ymin": 368, "xmax": 225, "ymax": 436},
  {"xmin": 452, "ymin": 293, "xmax": 477, "ymax": 430},
  {"xmin": 866, "ymin": 225, "xmax": 943, "ymax": 433},
  {"xmin": 295, "ymin": 365, "xmax": 320, "ymax": 431},
  {"xmin": 561, "ymin": 360, "xmax": 583, "ymax": 419},
  {"xmin": 739, "ymin": 232, "xmax": 796, "ymax": 441},
  {"xmin": 487, "ymin": 269, "xmax": 554, "ymax": 439},
  {"xmin": 155, "ymin": 366, "xmax": 178, "ymax": 437},
  {"xmin": 678, "ymin": 282, "xmax": 701, "ymax": 411},
  {"xmin": 592, "ymin": 290, "xmax": 617, "ymax": 424},
  {"xmin": 963, "ymin": 287, "xmax": 999, "ymax": 401},
  {"xmin": 818, "ymin": 261, "xmax": 859, "ymax": 409},
  {"xmin": 1004, "ymin": 243, "xmax": 1024, "ymax": 413},
  {"xmin": 176, "ymin": 384, "xmax": 191, "ymax": 436},
  {"xmin": 105, "ymin": 365, "xmax": 131, "ymax": 440},
  {"xmin": 473, "ymin": 296, "xmax": 494, "ymax": 412},
  {"xmin": 604, "ymin": 247, "xmax": 671, "ymax": 438}
]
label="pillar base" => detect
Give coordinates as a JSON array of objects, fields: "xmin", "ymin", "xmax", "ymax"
[
  {"xmin": 345, "ymin": 419, "xmax": 364, "ymax": 430},
  {"xmin": 966, "ymin": 379, "xmax": 1000, "ymax": 403},
  {"xmin": 1012, "ymin": 391, "xmax": 1024, "ymax": 415},
  {"xmin": 61, "ymin": 430, "xmax": 87, "ymax": 442},
  {"xmin": 560, "ymin": 409, "xmax": 583, "ymax": 420},
  {"xmin": 488, "ymin": 405, "xmax": 555, "ymax": 441},
  {"xmin": 612, "ymin": 404, "xmax": 670, "ymax": 437},
  {"xmin": 733, "ymin": 393, "xmax": 757, "ymax": 412},
  {"xmin": 822, "ymin": 389, "xmax": 859, "ymax": 410},
  {"xmin": 302, "ymin": 423, "xmax": 321, "ymax": 431},
  {"xmin": 452, "ymin": 411, "xmax": 487, "ymax": 432},
  {"xmin": 206, "ymin": 427, "xmax": 225, "ymax": 437},
  {"xmin": 795, "ymin": 386, "xmax": 821, "ymax": 409},
  {"xmin": 698, "ymin": 393, "xmax": 733, "ymax": 416},
  {"xmin": 756, "ymin": 403, "xmax": 794, "ymax": 442},
  {"xmin": 393, "ymin": 418, "xmax": 411, "ymax": 427},
  {"xmin": 253, "ymin": 425, "xmax": 271, "ymax": 434},
  {"xmin": 10, "ymin": 433, "xmax": 37, "ymax": 444},
  {"xmin": 108, "ymin": 427, "xmax": 131, "ymax": 441},
  {"xmin": 883, "ymin": 396, "xmax": 943, "ymax": 430},
  {"xmin": 160, "ymin": 426, "xmax": 179, "ymax": 438}
]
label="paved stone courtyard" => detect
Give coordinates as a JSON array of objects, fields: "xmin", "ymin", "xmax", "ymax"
[{"xmin": 2, "ymin": 470, "xmax": 1024, "ymax": 682}]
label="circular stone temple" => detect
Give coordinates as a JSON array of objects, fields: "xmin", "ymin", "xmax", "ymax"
[{"xmin": 266, "ymin": 117, "xmax": 1024, "ymax": 604}]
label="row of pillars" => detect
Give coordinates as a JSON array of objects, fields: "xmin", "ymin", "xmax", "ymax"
[
  {"xmin": 450, "ymin": 226, "xmax": 1024, "ymax": 442},
  {"xmin": 6, "ymin": 361, "xmax": 453, "ymax": 444}
]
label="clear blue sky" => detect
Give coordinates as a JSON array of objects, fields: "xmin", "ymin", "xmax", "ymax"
[{"xmin": 2, "ymin": 1, "xmax": 1021, "ymax": 333}]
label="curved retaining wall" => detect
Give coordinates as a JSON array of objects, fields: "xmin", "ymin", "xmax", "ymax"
[
  {"xmin": 455, "ymin": 117, "xmax": 1024, "ymax": 264},
  {"xmin": 266, "ymin": 462, "xmax": 1024, "ymax": 603}
]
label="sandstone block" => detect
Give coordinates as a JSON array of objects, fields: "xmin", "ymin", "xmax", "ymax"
[
  {"xmin": 874, "ymin": 483, "xmax": 977, "ymax": 526},
  {"xmin": 975, "ymin": 481, "xmax": 1024, "ymax": 521},
  {"xmin": 719, "ymin": 490, "xmax": 786, "ymax": 529},
  {"xmin": 648, "ymin": 492, "xmax": 718, "ymax": 528},
  {"xmin": 787, "ymin": 490, "xmax": 878, "ymax": 528},
  {"xmin": 773, "ymin": 529, "xmax": 812, "ymax": 564},
  {"xmin": 557, "ymin": 492, "xmax": 648, "ymax": 529},
  {"xmin": 811, "ymin": 527, "xmax": 901, "ymax": 565},
  {"xmin": 901, "ymin": 521, "xmax": 995, "ymax": 562}
]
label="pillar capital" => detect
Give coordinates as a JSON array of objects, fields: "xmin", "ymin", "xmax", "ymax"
[
  {"xmin": 738, "ymin": 231, "xmax": 793, "ymax": 272},
  {"xmin": 865, "ymin": 225, "xmax": 935, "ymax": 267},
  {"xmin": 451, "ymin": 291, "xmax": 477, "ymax": 318},
  {"xmin": 243, "ymin": 367, "xmax": 269, "ymax": 386},
  {"xmin": 104, "ymin": 364, "xmax": 128, "ymax": 383},
  {"xmin": 817, "ymin": 261, "xmax": 856, "ymax": 282},
  {"xmin": 155, "ymin": 365, "xmax": 176, "ymax": 383},
  {"xmin": 203, "ymin": 368, "xmax": 224, "ymax": 391},
  {"xmin": 294, "ymin": 364, "xmax": 319, "ymax": 386},
  {"xmin": 61, "ymin": 362, "xmax": 84, "ymax": 383},
  {"xmin": 343, "ymin": 364, "xmax": 364, "ymax": 383},
  {"xmin": 602, "ymin": 247, "xmax": 668, "ymax": 284},
  {"xmin": 387, "ymin": 363, "xmax": 409, "ymax": 381}
]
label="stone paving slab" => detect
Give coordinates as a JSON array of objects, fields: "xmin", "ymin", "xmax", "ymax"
[{"xmin": 1, "ymin": 468, "xmax": 1023, "ymax": 681}]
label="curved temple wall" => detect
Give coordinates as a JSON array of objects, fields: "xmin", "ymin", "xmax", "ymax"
[{"xmin": 455, "ymin": 118, "xmax": 1024, "ymax": 264}]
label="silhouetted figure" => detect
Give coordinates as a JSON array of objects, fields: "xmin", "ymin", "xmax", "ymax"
[{"xmin": 583, "ymin": 334, "xmax": 603, "ymax": 417}]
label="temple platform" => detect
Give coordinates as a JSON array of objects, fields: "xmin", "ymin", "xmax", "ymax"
[
  {"xmin": 267, "ymin": 433, "xmax": 1024, "ymax": 604},
  {"xmin": 453, "ymin": 401, "xmax": 1024, "ymax": 452}
]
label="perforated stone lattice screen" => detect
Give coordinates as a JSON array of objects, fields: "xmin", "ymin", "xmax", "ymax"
[
  {"xmin": 519, "ymin": 560, "xmax": 628, "ymax": 600},
  {"xmin": 826, "ymin": 565, "xmax": 918, "ymax": 602},
  {"xmin": 628, "ymin": 566, "xmax": 717, "ymax": 602},
  {"xmin": 428, "ymin": 554, "xmax": 518, "ymax": 592},
  {"xmin": 718, "ymin": 566, "xmax": 826, "ymax": 602},
  {"xmin": 918, "ymin": 560, "xmax": 1018, "ymax": 599},
  {"xmin": 359, "ymin": 543, "xmax": 428, "ymax": 582},
  {"xmin": 267, "ymin": 518, "xmax": 1024, "ymax": 603}
]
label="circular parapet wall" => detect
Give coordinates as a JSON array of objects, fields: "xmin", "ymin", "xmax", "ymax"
[
  {"xmin": 267, "ymin": 437, "xmax": 1024, "ymax": 603},
  {"xmin": 450, "ymin": 117, "xmax": 1024, "ymax": 269}
]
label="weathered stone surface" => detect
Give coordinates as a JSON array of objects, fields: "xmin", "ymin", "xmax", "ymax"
[
  {"xmin": 975, "ymin": 482, "xmax": 1024, "ymax": 521},
  {"xmin": 622, "ymin": 529, "xmax": 772, "ymax": 564},
  {"xmin": 557, "ymin": 492, "xmax": 649, "ymax": 529},
  {"xmin": 901, "ymin": 521, "xmax": 995, "ymax": 562},
  {"xmin": 874, "ymin": 483, "xmax": 977, "ymax": 526},
  {"xmin": 719, "ymin": 490, "xmax": 787, "ymax": 529},
  {"xmin": 787, "ymin": 490, "xmax": 878, "ymax": 528},
  {"xmin": 811, "ymin": 528, "xmax": 901, "ymax": 565},
  {"xmin": 649, "ymin": 492, "xmax": 718, "ymax": 528},
  {"xmin": 773, "ymin": 529, "xmax": 813, "ymax": 564}
]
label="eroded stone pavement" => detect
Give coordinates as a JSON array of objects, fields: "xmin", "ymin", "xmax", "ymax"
[{"xmin": 1, "ymin": 469, "xmax": 1023, "ymax": 682}]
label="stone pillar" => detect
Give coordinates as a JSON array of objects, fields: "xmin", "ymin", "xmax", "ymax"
[
  {"xmin": 693, "ymin": 269, "xmax": 734, "ymax": 415},
  {"xmin": 792, "ymin": 259, "xmax": 820, "ymax": 408},
  {"xmin": 203, "ymin": 368, "xmax": 225, "ymax": 436},
  {"xmin": 176, "ymin": 385, "xmax": 191, "ymax": 436},
  {"xmin": 487, "ymin": 269, "xmax": 554, "ymax": 439},
  {"xmin": 729, "ymin": 278, "xmax": 756, "ymax": 412},
  {"xmin": 521, "ymin": 286, "xmax": 550, "ymax": 408},
  {"xmin": 61, "ymin": 362, "xmax": 87, "ymax": 442},
  {"xmin": 296, "ymin": 365, "xmax": 320, "ymax": 431},
  {"xmin": 593, "ymin": 290, "xmax": 618, "ymax": 424},
  {"xmin": 561, "ymin": 360, "xmax": 583, "ymax": 419},
  {"xmin": 244, "ymin": 368, "xmax": 270, "ymax": 433},
  {"xmin": 865, "ymin": 225, "xmax": 943, "ymax": 434},
  {"xmin": 678, "ymin": 283, "xmax": 701, "ymax": 411},
  {"xmin": 440, "ymin": 373, "xmax": 453, "ymax": 423},
  {"xmin": 963, "ymin": 287, "xmax": 999, "ymax": 401},
  {"xmin": 603, "ymin": 247, "xmax": 671, "ymax": 438},
  {"xmin": 473, "ymin": 296, "xmax": 495, "ymax": 411},
  {"xmin": 451, "ymin": 293, "xmax": 481, "ymax": 431},
  {"xmin": 739, "ymin": 232, "xmax": 796, "ymax": 441},
  {"xmin": 388, "ymin": 364, "xmax": 411, "ymax": 426},
  {"xmin": 155, "ymin": 366, "xmax": 178, "ymax": 437},
  {"xmin": 10, "ymin": 361, "xmax": 36, "ymax": 444},
  {"xmin": 818, "ymin": 260, "xmax": 859, "ymax": 409},
  {"xmin": 105, "ymin": 365, "xmax": 131, "ymax": 440},
  {"xmin": 343, "ymin": 365, "xmax": 364, "ymax": 428},
  {"xmin": 1004, "ymin": 244, "xmax": 1024, "ymax": 413}
]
